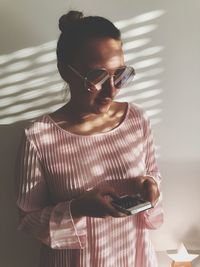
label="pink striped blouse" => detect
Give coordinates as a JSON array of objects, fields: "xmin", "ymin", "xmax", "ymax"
[{"xmin": 16, "ymin": 103, "xmax": 163, "ymax": 267}]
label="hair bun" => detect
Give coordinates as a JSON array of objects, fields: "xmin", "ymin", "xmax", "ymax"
[{"xmin": 59, "ymin": 10, "xmax": 84, "ymax": 33}]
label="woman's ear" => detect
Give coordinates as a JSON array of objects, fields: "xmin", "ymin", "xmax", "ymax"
[{"xmin": 57, "ymin": 61, "xmax": 70, "ymax": 82}]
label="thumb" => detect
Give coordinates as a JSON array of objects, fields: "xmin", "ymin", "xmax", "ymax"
[
  {"xmin": 143, "ymin": 179, "xmax": 155, "ymax": 203},
  {"xmin": 100, "ymin": 187, "xmax": 120, "ymax": 199}
]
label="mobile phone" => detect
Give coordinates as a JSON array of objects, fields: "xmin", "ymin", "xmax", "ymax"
[{"xmin": 112, "ymin": 194, "xmax": 152, "ymax": 215}]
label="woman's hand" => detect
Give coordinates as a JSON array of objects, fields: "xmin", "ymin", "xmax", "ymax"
[
  {"xmin": 132, "ymin": 176, "xmax": 160, "ymax": 207},
  {"xmin": 70, "ymin": 186, "xmax": 127, "ymax": 219}
]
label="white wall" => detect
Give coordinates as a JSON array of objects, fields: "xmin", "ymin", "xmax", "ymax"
[{"xmin": 0, "ymin": 0, "xmax": 200, "ymax": 266}]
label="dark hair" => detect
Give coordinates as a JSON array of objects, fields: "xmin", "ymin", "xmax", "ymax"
[{"xmin": 56, "ymin": 10, "xmax": 121, "ymax": 65}]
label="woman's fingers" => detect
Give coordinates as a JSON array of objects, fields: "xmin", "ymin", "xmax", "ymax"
[
  {"xmin": 96, "ymin": 187, "xmax": 127, "ymax": 217},
  {"xmin": 71, "ymin": 186, "xmax": 125, "ymax": 218},
  {"xmin": 99, "ymin": 186, "xmax": 120, "ymax": 199},
  {"xmin": 99, "ymin": 197, "xmax": 127, "ymax": 217},
  {"xmin": 143, "ymin": 178, "xmax": 160, "ymax": 206}
]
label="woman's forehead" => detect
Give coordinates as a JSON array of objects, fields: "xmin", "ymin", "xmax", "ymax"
[{"xmin": 79, "ymin": 37, "xmax": 124, "ymax": 70}]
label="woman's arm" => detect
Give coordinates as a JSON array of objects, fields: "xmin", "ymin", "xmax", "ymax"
[
  {"xmin": 15, "ymin": 131, "xmax": 87, "ymax": 249},
  {"xmin": 139, "ymin": 110, "xmax": 164, "ymax": 230}
]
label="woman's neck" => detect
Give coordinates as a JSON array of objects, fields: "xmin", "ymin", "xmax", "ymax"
[{"xmin": 61, "ymin": 100, "xmax": 115, "ymax": 124}]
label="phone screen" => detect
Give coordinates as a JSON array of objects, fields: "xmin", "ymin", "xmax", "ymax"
[{"xmin": 112, "ymin": 195, "xmax": 152, "ymax": 215}]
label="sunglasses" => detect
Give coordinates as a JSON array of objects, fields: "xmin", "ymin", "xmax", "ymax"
[{"xmin": 68, "ymin": 65, "xmax": 135, "ymax": 92}]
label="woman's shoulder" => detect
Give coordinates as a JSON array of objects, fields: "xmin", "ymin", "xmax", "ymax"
[
  {"xmin": 128, "ymin": 102, "xmax": 146, "ymax": 119},
  {"xmin": 24, "ymin": 114, "xmax": 51, "ymax": 139}
]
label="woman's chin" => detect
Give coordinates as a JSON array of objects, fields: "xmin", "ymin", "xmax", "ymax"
[{"xmin": 94, "ymin": 99, "xmax": 112, "ymax": 113}]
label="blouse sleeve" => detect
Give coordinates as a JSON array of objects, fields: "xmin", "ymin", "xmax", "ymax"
[
  {"xmin": 15, "ymin": 130, "xmax": 87, "ymax": 249},
  {"xmin": 139, "ymin": 111, "xmax": 164, "ymax": 230}
]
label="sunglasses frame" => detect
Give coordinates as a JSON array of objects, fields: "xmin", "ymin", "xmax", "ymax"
[{"xmin": 67, "ymin": 64, "xmax": 135, "ymax": 92}]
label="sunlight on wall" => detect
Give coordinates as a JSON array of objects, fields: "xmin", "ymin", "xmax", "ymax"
[
  {"xmin": 0, "ymin": 10, "xmax": 165, "ymax": 125},
  {"xmin": 115, "ymin": 10, "xmax": 165, "ymax": 126}
]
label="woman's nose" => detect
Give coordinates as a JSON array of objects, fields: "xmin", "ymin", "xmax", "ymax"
[{"xmin": 101, "ymin": 76, "xmax": 116, "ymax": 97}]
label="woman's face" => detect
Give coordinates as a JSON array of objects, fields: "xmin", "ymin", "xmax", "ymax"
[{"xmin": 67, "ymin": 37, "xmax": 125, "ymax": 114}]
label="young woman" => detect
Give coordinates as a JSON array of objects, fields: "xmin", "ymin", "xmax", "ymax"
[{"xmin": 16, "ymin": 10, "xmax": 163, "ymax": 267}]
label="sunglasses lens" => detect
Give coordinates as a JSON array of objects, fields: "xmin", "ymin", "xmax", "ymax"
[
  {"xmin": 114, "ymin": 66, "xmax": 135, "ymax": 89},
  {"xmin": 86, "ymin": 66, "xmax": 135, "ymax": 90}
]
